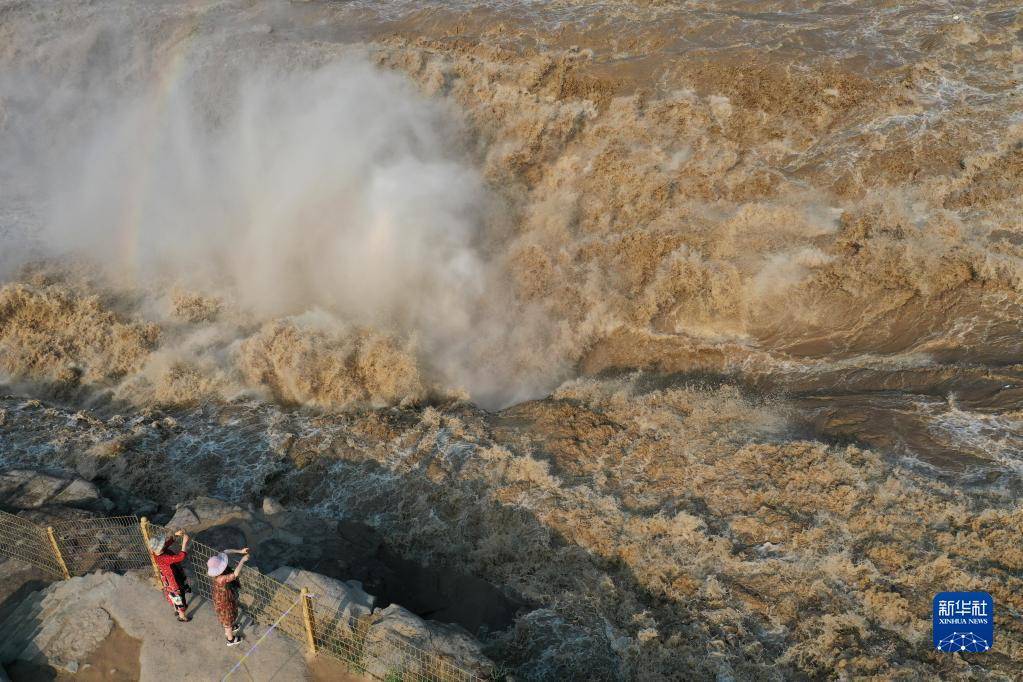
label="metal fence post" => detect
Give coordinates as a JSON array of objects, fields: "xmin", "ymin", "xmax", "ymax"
[
  {"xmin": 45, "ymin": 526, "xmax": 71, "ymax": 580},
  {"xmin": 301, "ymin": 587, "xmax": 317, "ymax": 654},
  {"xmin": 139, "ymin": 517, "xmax": 161, "ymax": 585}
]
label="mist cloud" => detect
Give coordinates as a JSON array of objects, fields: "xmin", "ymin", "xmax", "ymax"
[{"xmin": 0, "ymin": 20, "xmax": 563, "ymax": 408}]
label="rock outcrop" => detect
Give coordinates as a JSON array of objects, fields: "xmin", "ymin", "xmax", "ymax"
[
  {"xmin": 270, "ymin": 566, "xmax": 494, "ymax": 679},
  {"xmin": 0, "ymin": 571, "xmax": 320, "ymax": 680},
  {"xmin": 364, "ymin": 604, "xmax": 495, "ymax": 680},
  {"xmin": 0, "ymin": 472, "xmax": 500, "ymax": 679},
  {"xmin": 166, "ymin": 497, "xmax": 247, "ymax": 530},
  {"xmin": 162, "ymin": 495, "xmax": 521, "ymax": 637},
  {"xmin": 0, "ymin": 574, "xmax": 116, "ymax": 671},
  {"xmin": 168, "ymin": 498, "xmax": 499, "ymax": 678},
  {"xmin": 270, "ymin": 566, "xmax": 375, "ymax": 626},
  {"xmin": 0, "ymin": 470, "xmax": 112, "ymax": 513},
  {"xmin": 261, "ymin": 496, "xmax": 285, "ymax": 515}
]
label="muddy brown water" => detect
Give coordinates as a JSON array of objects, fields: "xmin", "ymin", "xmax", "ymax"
[{"xmin": 1, "ymin": 0, "xmax": 1022, "ymax": 678}]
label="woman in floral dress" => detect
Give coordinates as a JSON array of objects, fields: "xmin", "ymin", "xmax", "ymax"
[
  {"xmin": 149, "ymin": 530, "xmax": 192, "ymax": 622},
  {"xmin": 207, "ymin": 547, "xmax": 250, "ymax": 646}
]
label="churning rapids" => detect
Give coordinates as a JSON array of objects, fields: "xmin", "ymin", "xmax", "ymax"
[{"xmin": 1, "ymin": 0, "xmax": 1022, "ymax": 679}]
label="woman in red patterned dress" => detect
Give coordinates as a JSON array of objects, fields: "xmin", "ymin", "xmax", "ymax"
[
  {"xmin": 149, "ymin": 530, "xmax": 192, "ymax": 622},
  {"xmin": 207, "ymin": 547, "xmax": 250, "ymax": 646}
]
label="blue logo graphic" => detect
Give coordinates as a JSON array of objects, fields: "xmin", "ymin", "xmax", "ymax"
[{"xmin": 933, "ymin": 592, "xmax": 993, "ymax": 653}]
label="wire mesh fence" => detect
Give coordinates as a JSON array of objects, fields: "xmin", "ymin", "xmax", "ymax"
[
  {"xmin": 0, "ymin": 509, "xmax": 64, "ymax": 578},
  {"xmin": 311, "ymin": 604, "xmax": 483, "ymax": 682},
  {"xmin": 309, "ymin": 599, "xmax": 373, "ymax": 673},
  {"xmin": 49, "ymin": 515, "xmax": 153, "ymax": 576},
  {"xmin": 0, "ymin": 511, "xmax": 484, "ymax": 682},
  {"xmin": 147, "ymin": 522, "xmax": 482, "ymax": 680},
  {"xmin": 364, "ymin": 634, "xmax": 485, "ymax": 682},
  {"xmin": 146, "ymin": 521, "xmax": 312, "ymax": 646},
  {"xmin": 0, "ymin": 510, "xmax": 484, "ymax": 681}
]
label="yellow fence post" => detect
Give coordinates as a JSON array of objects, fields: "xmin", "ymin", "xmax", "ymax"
[
  {"xmin": 300, "ymin": 587, "xmax": 317, "ymax": 654},
  {"xmin": 139, "ymin": 517, "xmax": 161, "ymax": 585},
  {"xmin": 46, "ymin": 526, "xmax": 71, "ymax": 580}
]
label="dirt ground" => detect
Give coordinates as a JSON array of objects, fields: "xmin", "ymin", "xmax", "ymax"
[{"xmin": 307, "ymin": 653, "xmax": 371, "ymax": 682}]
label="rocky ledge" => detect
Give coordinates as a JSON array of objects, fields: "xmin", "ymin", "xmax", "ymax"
[
  {"xmin": 0, "ymin": 467, "xmax": 500, "ymax": 680},
  {"xmin": 164, "ymin": 495, "xmax": 500, "ymax": 679}
]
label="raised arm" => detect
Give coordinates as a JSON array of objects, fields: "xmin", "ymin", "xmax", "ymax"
[
  {"xmin": 232, "ymin": 551, "xmax": 250, "ymax": 578},
  {"xmin": 174, "ymin": 529, "xmax": 191, "ymax": 552},
  {"xmin": 224, "ymin": 547, "xmax": 250, "ymax": 555}
]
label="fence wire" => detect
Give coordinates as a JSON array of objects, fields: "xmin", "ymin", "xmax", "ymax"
[
  {"xmin": 50, "ymin": 515, "xmax": 152, "ymax": 576},
  {"xmin": 148, "ymin": 522, "xmax": 311, "ymax": 645},
  {"xmin": 365, "ymin": 634, "xmax": 484, "ymax": 682},
  {"xmin": 309, "ymin": 600, "xmax": 373, "ymax": 672},
  {"xmin": 0, "ymin": 512, "xmax": 484, "ymax": 681},
  {"xmin": 0, "ymin": 510, "xmax": 64, "ymax": 578}
]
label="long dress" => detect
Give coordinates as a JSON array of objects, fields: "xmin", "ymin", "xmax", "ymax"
[
  {"xmin": 213, "ymin": 572, "xmax": 239, "ymax": 627},
  {"xmin": 154, "ymin": 549, "xmax": 188, "ymax": 610}
]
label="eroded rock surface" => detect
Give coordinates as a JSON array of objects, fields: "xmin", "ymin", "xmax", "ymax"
[
  {"xmin": 0, "ymin": 470, "xmax": 111, "ymax": 512},
  {"xmin": 271, "ymin": 567, "xmax": 375, "ymax": 620},
  {"xmin": 0, "ymin": 571, "xmax": 322, "ymax": 681},
  {"xmin": 0, "ymin": 470, "xmax": 66, "ymax": 508},
  {"xmin": 166, "ymin": 497, "xmax": 522, "ymax": 639},
  {"xmin": 364, "ymin": 604, "xmax": 493, "ymax": 681}
]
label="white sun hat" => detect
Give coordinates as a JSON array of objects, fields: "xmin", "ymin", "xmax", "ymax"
[
  {"xmin": 147, "ymin": 534, "xmax": 168, "ymax": 554},
  {"xmin": 207, "ymin": 552, "xmax": 229, "ymax": 577}
]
